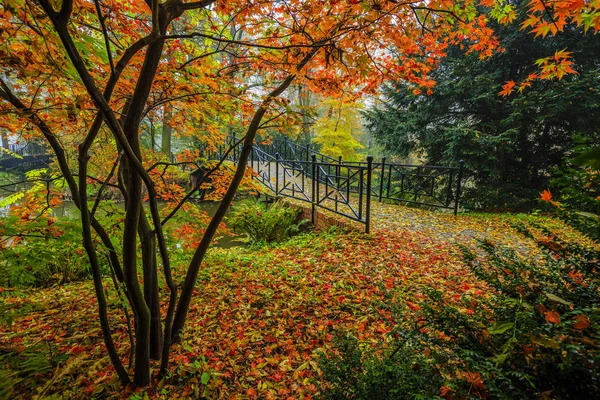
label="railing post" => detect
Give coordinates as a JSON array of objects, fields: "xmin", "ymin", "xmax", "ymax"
[
  {"xmin": 445, "ymin": 169, "xmax": 454, "ymax": 207},
  {"xmin": 379, "ymin": 156, "xmax": 386, "ymax": 202},
  {"xmin": 358, "ymin": 164, "xmax": 364, "ymax": 221},
  {"xmin": 311, "ymin": 154, "xmax": 316, "ymax": 225},
  {"xmin": 283, "ymin": 139, "xmax": 287, "ymax": 160},
  {"xmin": 275, "ymin": 152, "xmax": 280, "ymax": 196},
  {"xmin": 454, "ymin": 160, "xmax": 464, "ymax": 216},
  {"xmin": 250, "ymin": 143, "xmax": 255, "ymax": 180},
  {"xmin": 386, "ymin": 164, "xmax": 392, "ymax": 197},
  {"xmin": 337, "ymin": 156, "xmax": 342, "ymax": 188},
  {"xmin": 366, "ymin": 155, "xmax": 373, "ymax": 234},
  {"xmin": 306, "ymin": 144, "xmax": 310, "ymax": 162}
]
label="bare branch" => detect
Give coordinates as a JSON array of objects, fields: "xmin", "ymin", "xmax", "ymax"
[
  {"xmin": 94, "ymin": 0, "xmax": 115, "ymax": 77},
  {"xmin": 90, "ymin": 152, "xmax": 122, "ymax": 220}
]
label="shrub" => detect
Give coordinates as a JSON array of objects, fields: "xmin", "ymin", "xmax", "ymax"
[
  {"xmin": 0, "ymin": 218, "xmax": 108, "ymax": 287},
  {"xmin": 550, "ymin": 151, "xmax": 600, "ymax": 241},
  {"xmin": 0, "ymin": 342, "xmax": 67, "ymax": 399},
  {"xmin": 228, "ymin": 200, "xmax": 305, "ymax": 244},
  {"xmin": 317, "ymin": 334, "xmax": 444, "ymax": 399},
  {"xmin": 450, "ymin": 240, "xmax": 600, "ymax": 398}
]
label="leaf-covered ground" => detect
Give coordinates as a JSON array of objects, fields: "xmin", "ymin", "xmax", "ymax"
[{"xmin": 1, "ymin": 205, "xmax": 598, "ymax": 399}]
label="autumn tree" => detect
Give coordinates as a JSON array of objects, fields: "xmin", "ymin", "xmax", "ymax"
[
  {"xmin": 0, "ymin": 0, "xmax": 498, "ymax": 387},
  {"xmin": 312, "ymin": 98, "xmax": 365, "ymax": 161}
]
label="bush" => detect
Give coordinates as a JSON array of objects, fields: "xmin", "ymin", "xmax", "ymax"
[
  {"xmin": 550, "ymin": 149, "xmax": 600, "ymax": 241},
  {"xmin": 317, "ymin": 334, "xmax": 444, "ymax": 399},
  {"xmin": 228, "ymin": 200, "xmax": 305, "ymax": 244},
  {"xmin": 0, "ymin": 342, "xmax": 67, "ymax": 399},
  {"xmin": 0, "ymin": 218, "xmax": 108, "ymax": 287},
  {"xmin": 450, "ymin": 239, "xmax": 600, "ymax": 398}
]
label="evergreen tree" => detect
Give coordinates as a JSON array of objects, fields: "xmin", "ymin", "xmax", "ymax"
[{"xmin": 364, "ymin": 12, "xmax": 600, "ymax": 209}]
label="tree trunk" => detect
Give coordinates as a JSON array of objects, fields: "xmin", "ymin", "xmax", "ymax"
[
  {"xmin": 150, "ymin": 122, "xmax": 156, "ymax": 151},
  {"xmin": 122, "ymin": 152, "xmax": 151, "ymax": 386},
  {"xmin": 139, "ymin": 211, "xmax": 163, "ymax": 360},
  {"xmin": 171, "ymin": 48, "xmax": 318, "ymax": 342},
  {"xmin": 298, "ymin": 85, "xmax": 314, "ymax": 143}
]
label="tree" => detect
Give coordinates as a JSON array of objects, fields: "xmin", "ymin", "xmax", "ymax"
[
  {"xmin": 0, "ymin": 0, "xmax": 498, "ymax": 387},
  {"xmin": 312, "ymin": 98, "xmax": 365, "ymax": 161},
  {"xmin": 364, "ymin": 8, "xmax": 600, "ymax": 209},
  {"xmin": 487, "ymin": 0, "xmax": 600, "ymax": 170}
]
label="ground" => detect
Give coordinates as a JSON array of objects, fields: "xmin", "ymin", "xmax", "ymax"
[{"xmin": 1, "ymin": 203, "xmax": 598, "ymax": 399}]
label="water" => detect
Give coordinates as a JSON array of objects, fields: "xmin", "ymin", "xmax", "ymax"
[{"xmin": 0, "ymin": 181, "xmax": 244, "ymax": 248}]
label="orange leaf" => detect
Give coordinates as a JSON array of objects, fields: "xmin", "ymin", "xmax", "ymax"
[
  {"xmin": 572, "ymin": 314, "xmax": 590, "ymax": 330},
  {"xmin": 462, "ymin": 370, "xmax": 485, "ymax": 389},
  {"xmin": 499, "ymin": 80, "xmax": 516, "ymax": 97},
  {"xmin": 540, "ymin": 189, "xmax": 552, "ymax": 202},
  {"xmin": 544, "ymin": 310, "xmax": 561, "ymax": 324}
]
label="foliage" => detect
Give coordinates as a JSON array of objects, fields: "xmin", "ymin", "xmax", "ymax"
[
  {"xmin": 364, "ymin": 7, "xmax": 600, "ymax": 210},
  {"xmin": 312, "ymin": 99, "xmax": 365, "ymax": 161},
  {"xmin": 1, "ymin": 203, "xmax": 597, "ymax": 398},
  {"xmin": 0, "ymin": 342, "xmax": 68, "ymax": 399},
  {"xmin": 317, "ymin": 334, "xmax": 443, "ymax": 400},
  {"xmin": 0, "ymin": 217, "xmax": 107, "ymax": 287},
  {"xmin": 451, "ymin": 240, "xmax": 600, "ymax": 398},
  {"xmin": 228, "ymin": 200, "xmax": 304, "ymax": 244},
  {"xmin": 0, "ymin": 0, "xmax": 501, "ymax": 385},
  {"xmin": 319, "ymin": 227, "xmax": 599, "ymax": 399},
  {"xmin": 549, "ymin": 175, "xmax": 600, "ymax": 241},
  {"xmin": 543, "ymin": 141, "xmax": 600, "ymax": 241},
  {"xmin": 485, "ymin": 0, "xmax": 600, "ymax": 93}
]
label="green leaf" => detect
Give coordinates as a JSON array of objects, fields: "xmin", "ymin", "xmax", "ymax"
[
  {"xmin": 575, "ymin": 211, "xmax": 600, "ymax": 221},
  {"xmin": 200, "ymin": 372, "xmax": 210, "ymax": 385},
  {"xmin": 488, "ymin": 321, "xmax": 514, "ymax": 335},
  {"xmin": 494, "ymin": 351, "xmax": 509, "ymax": 364},
  {"xmin": 0, "ymin": 147, "xmax": 23, "ymax": 159},
  {"xmin": 24, "ymin": 168, "xmax": 47, "ymax": 179},
  {"xmin": 0, "ymin": 192, "xmax": 25, "ymax": 207},
  {"xmin": 544, "ymin": 292, "xmax": 573, "ymax": 306},
  {"xmin": 573, "ymin": 146, "xmax": 600, "ymax": 170}
]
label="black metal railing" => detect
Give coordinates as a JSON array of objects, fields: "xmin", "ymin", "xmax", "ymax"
[
  {"xmin": 0, "ymin": 154, "xmax": 53, "ymax": 173},
  {"xmin": 0, "ymin": 141, "xmax": 53, "ymax": 173},
  {"xmin": 248, "ymin": 151, "xmax": 373, "ymax": 231},
  {"xmin": 0, "ymin": 142, "xmax": 48, "ymax": 157},
  {"xmin": 214, "ymin": 135, "xmax": 464, "ymax": 233}
]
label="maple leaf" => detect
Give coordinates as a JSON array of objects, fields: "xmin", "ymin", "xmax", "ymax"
[
  {"xmin": 540, "ymin": 189, "xmax": 552, "ymax": 202},
  {"xmin": 462, "ymin": 370, "xmax": 485, "ymax": 389},
  {"xmin": 572, "ymin": 314, "xmax": 590, "ymax": 330},
  {"xmin": 499, "ymin": 80, "xmax": 516, "ymax": 97}
]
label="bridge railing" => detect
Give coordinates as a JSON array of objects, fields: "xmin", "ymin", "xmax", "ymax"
[
  {"xmin": 215, "ymin": 135, "xmax": 465, "ymax": 232},
  {"xmin": 0, "ymin": 154, "xmax": 53, "ymax": 173},
  {"xmin": 247, "ymin": 147, "xmax": 374, "ymax": 232}
]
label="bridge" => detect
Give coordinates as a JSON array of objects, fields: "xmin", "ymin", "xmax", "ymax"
[
  {"xmin": 0, "ymin": 142, "xmax": 52, "ymax": 173},
  {"xmin": 0, "ymin": 154, "xmax": 53, "ymax": 173},
  {"xmin": 0, "ymin": 136, "xmax": 464, "ymax": 232},
  {"xmin": 216, "ymin": 136, "xmax": 464, "ymax": 233}
]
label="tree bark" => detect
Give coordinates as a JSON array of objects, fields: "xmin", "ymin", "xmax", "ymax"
[{"xmin": 139, "ymin": 211, "xmax": 163, "ymax": 360}]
